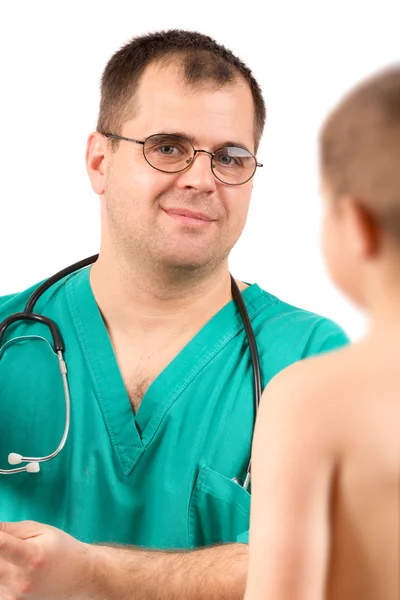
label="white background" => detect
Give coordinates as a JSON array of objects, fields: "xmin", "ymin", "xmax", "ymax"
[{"xmin": 0, "ymin": 1, "xmax": 399, "ymax": 340}]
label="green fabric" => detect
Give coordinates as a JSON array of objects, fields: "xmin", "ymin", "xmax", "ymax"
[{"xmin": 0, "ymin": 268, "xmax": 348, "ymax": 549}]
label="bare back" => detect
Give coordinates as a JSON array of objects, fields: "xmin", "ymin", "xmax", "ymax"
[
  {"xmin": 326, "ymin": 342, "xmax": 399, "ymax": 600},
  {"xmin": 245, "ymin": 340, "xmax": 400, "ymax": 600}
]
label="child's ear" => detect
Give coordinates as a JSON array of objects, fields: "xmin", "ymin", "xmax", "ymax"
[{"xmin": 343, "ymin": 196, "xmax": 381, "ymax": 259}]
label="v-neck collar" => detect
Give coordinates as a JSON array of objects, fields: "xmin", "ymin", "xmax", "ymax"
[{"xmin": 65, "ymin": 267, "xmax": 269, "ymax": 477}]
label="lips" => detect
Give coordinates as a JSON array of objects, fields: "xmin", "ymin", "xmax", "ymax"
[{"xmin": 162, "ymin": 208, "xmax": 216, "ymax": 222}]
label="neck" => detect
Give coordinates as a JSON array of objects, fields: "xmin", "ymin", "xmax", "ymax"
[
  {"xmin": 365, "ymin": 260, "xmax": 400, "ymax": 338},
  {"xmin": 90, "ymin": 249, "xmax": 241, "ymax": 338}
]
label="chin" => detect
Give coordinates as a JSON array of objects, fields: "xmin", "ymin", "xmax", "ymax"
[
  {"xmin": 164, "ymin": 258, "xmax": 211, "ymax": 272},
  {"xmin": 158, "ymin": 245, "xmax": 218, "ymax": 270},
  {"xmin": 331, "ymin": 270, "xmax": 365, "ymax": 308},
  {"xmin": 345, "ymin": 287, "xmax": 367, "ymax": 309},
  {"xmin": 159, "ymin": 249, "xmax": 221, "ymax": 273}
]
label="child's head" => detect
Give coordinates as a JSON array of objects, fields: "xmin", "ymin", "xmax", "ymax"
[{"xmin": 320, "ymin": 66, "xmax": 400, "ymax": 307}]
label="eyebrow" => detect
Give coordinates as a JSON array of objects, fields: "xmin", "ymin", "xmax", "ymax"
[{"xmin": 157, "ymin": 130, "xmax": 252, "ymax": 153}]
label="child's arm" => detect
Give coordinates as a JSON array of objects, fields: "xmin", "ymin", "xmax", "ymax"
[{"xmin": 245, "ymin": 360, "xmax": 336, "ymax": 600}]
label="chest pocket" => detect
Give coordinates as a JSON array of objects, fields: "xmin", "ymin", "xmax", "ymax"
[{"xmin": 188, "ymin": 465, "xmax": 251, "ymax": 548}]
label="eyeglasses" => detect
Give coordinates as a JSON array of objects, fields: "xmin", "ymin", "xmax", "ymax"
[{"xmin": 103, "ymin": 132, "xmax": 263, "ymax": 186}]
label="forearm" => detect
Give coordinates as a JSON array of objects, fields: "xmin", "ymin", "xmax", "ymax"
[{"xmin": 89, "ymin": 542, "xmax": 248, "ymax": 600}]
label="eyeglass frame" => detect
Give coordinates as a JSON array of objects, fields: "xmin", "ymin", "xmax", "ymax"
[{"xmin": 102, "ymin": 132, "xmax": 263, "ymax": 186}]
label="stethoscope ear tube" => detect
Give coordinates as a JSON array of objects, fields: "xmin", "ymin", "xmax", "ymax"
[
  {"xmin": 25, "ymin": 254, "xmax": 99, "ymax": 313},
  {"xmin": 0, "ymin": 312, "xmax": 65, "ymax": 351},
  {"xmin": 0, "ymin": 257, "xmax": 98, "ymax": 475},
  {"xmin": 0, "ymin": 260, "xmax": 261, "ymax": 484}
]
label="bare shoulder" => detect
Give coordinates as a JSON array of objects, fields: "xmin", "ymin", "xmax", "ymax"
[
  {"xmin": 256, "ymin": 344, "xmax": 359, "ymax": 450},
  {"xmin": 262, "ymin": 343, "xmax": 354, "ymax": 408}
]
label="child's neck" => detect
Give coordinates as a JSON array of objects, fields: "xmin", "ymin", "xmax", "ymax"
[{"xmin": 366, "ymin": 261, "xmax": 400, "ymax": 338}]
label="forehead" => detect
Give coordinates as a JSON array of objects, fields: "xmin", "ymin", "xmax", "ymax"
[{"xmin": 124, "ymin": 61, "xmax": 255, "ymax": 150}]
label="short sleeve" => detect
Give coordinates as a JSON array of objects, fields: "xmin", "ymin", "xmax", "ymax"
[
  {"xmin": 304, "ymin": 318, "xmax": 349, "ymax": 358},
  {"xmin": 236, "ymin": 529, "xmax": 249, "ymax": 544}
]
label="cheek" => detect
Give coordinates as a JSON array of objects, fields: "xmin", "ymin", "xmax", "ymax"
[
  {"xmin": 224, "ymin": 186, "xmax": 252, "ymax": 228},
  {"xmin": 322, "ymin": 215, "xmax": 364, "ymax": 303},
  {"xmin": 106, "ymin": 156, "xmax": 172, "ymax": 213},
  {"xmin": 322, "ymin": 215, "xmax": 348, "ymax": 287}
]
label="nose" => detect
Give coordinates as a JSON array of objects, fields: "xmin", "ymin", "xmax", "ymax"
[{"xmin": 175, "ymin": 151, "xmax": 217, "ymax": 194}]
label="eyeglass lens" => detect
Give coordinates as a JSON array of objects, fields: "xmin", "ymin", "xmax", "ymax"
[{"xmin": 143, "ymin": 134, "xmax": 257, "ymax": 185}]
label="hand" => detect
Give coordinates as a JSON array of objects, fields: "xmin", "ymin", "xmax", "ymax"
[{"xmin": 0, "ymin": 521, "xmax": 96, "ymax": 600}]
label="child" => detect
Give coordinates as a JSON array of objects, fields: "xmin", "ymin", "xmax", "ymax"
[{"xmin": 245, "ymin": 66, "xmax": 400, "ymax": 600}]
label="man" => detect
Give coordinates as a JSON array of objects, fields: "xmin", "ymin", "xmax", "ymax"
[{"xmin": 0, "ymin": 30, "xmax": 348, "ymax": 599}]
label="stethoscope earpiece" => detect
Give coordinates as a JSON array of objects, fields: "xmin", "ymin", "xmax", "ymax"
[
  {"xmin": 26, "ymin": 462, "xmax": 40, "ymax": 473},
  {"xmin": 8, "ymin": 453, "xmax": 40, "ymax": 473},
  {"xmin": 8, "ymin": 452, "xmax": 23, "ymax": 465}
]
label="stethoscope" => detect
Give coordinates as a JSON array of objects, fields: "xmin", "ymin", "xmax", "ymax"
[{"xmin": 0, "ymin": 255, "xmax": 262, "ymax": 489}]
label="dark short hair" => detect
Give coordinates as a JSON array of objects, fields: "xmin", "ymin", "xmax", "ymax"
[
  {"xmin": 97, "ymin": 29, "xmax": 266, "ymax": 149},
  {"xmin": 320, "ymin": 65, "xmax": 400, "ymax": 241}
]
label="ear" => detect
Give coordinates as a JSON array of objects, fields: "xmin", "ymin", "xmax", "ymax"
[
  {"xmin": 344, "ymin": 196, "xmax": 381, "ymax": 259},
  {"xmin": 85, "ymin": 132, "xmax": 109, "ymax": 195}
]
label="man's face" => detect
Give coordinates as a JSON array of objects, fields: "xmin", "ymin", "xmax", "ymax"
[{"xmin": 98, "ymin": 62, "xmax": 257, "ymax": 273}]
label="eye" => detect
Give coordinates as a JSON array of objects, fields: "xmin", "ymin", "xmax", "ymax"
[
  {"xmin": 145, "ymin": 135, "xmax": 193, "ymax": 160},
  {"xmin": 158, "ymin": 145, "xmax": 179, "ymax": 156},
  {"xmin": 215, "ymin": 151, "xmax": 242, "ymax": 168},
  {"xmin": 214, "ymin": 147, "xmax": 253, "ymax": 170},
  {"xmin": 218, "ymin": 153, "xmax": 235, "ymax": 166}
]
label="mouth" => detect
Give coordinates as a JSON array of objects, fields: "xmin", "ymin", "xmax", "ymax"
[{"xmin": 161, "ymin": 208, "xmax": 216, "ymax": 226}]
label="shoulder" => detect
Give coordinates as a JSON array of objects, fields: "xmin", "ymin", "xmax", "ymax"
[
  {"xmin": 265, "ymin": 343, "xmax": 352, "ymax": 402},
  {"xmin": 0, "ymin": 269, "xmax": 81, "ymax": 322},
  {"xmin": 0, "ymin": 284, "xmax": 38, "ymax": 317},
  {"xmin": 249, "ymin": 285, "xmax": 348, "ymax": 352},
  {"xmin": 256, "ymin": 347, "xmax": 352, "ymax": 445},
  {"xmin": 244, "ymin": 283, "xmax": 349, "ymax": 379}
]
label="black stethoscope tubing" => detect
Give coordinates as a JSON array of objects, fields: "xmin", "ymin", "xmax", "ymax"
[{"xmin": 0, "ymin": 255, "xmax": 262, "ymax": 488}]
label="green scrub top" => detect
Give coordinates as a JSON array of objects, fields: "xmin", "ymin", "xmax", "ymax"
[{"xmin": 0, "ymin": 267, "xmax": 348, "ymax": 548}]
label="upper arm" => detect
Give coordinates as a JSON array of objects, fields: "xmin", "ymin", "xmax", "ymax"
[{"xmin": 245, "ymin": 363, "xmax": 335, "ymax": 600}]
